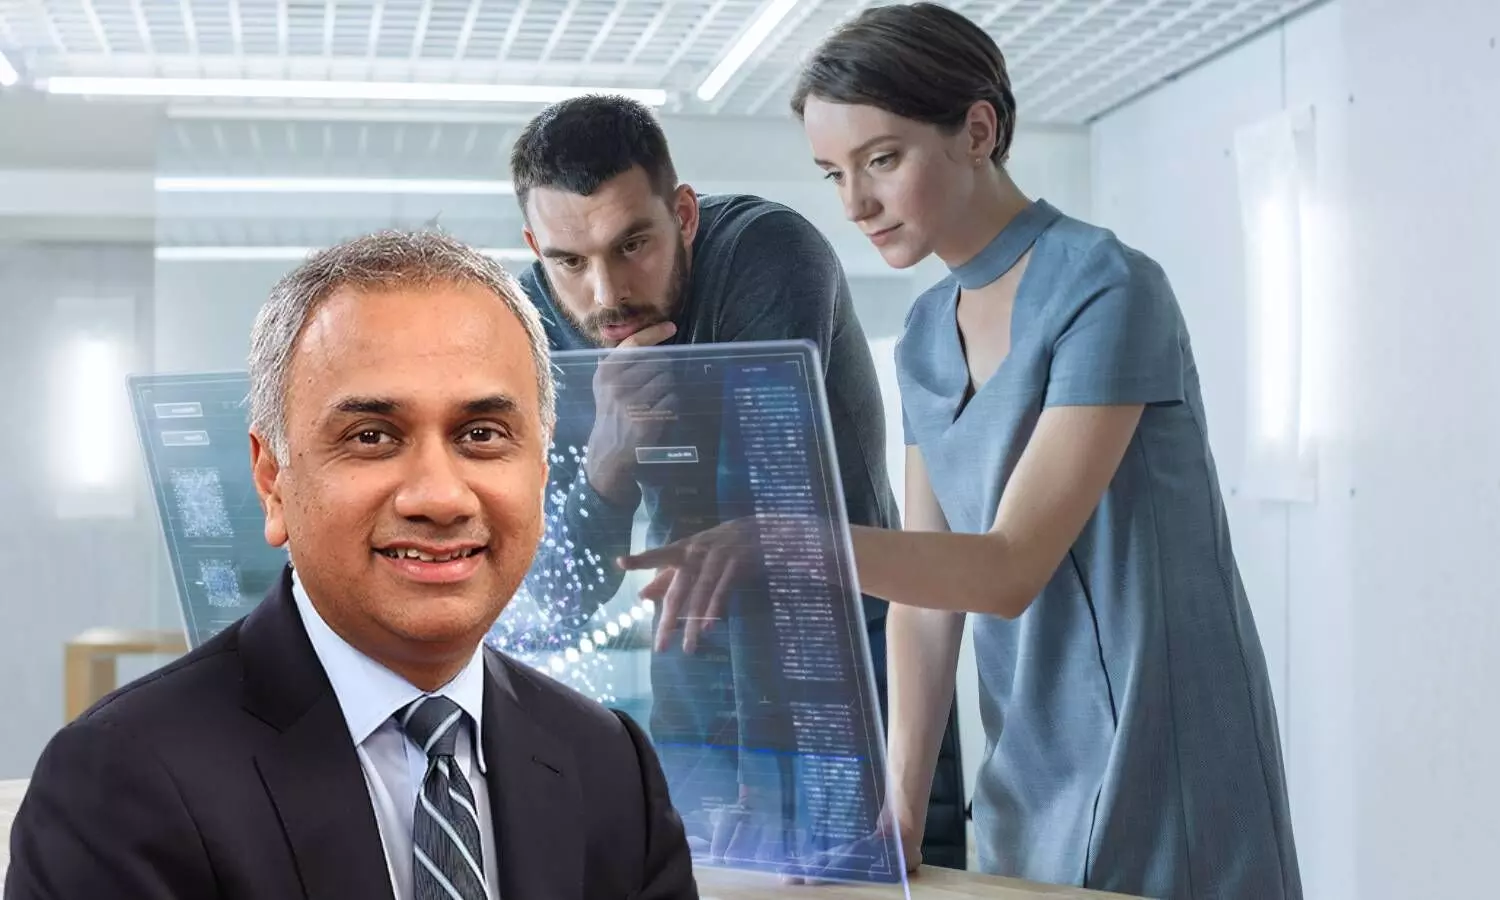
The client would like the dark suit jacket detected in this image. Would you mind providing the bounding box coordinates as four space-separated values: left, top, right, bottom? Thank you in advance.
4 567 699 900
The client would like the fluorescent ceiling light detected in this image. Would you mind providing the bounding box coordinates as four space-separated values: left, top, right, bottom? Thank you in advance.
155 246 535 263
155 176 514 195
45 76 667 106
695 0 799 102
0 50 18 88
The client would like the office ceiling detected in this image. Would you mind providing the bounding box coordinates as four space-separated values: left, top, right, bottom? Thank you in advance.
0 0 1322 125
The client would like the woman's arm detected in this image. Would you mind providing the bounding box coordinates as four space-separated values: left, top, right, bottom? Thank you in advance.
852 402 1144 619
885 447 966 870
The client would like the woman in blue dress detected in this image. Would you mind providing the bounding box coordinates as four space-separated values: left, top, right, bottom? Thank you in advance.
786 4 1304 898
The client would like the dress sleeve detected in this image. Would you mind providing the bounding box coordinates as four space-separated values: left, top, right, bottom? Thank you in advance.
1044 245 1187 408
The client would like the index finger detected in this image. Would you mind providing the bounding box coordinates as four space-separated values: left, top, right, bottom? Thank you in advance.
618 544 678 570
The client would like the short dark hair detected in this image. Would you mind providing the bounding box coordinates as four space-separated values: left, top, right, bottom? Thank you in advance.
509 94 679 212
790 2 1017 165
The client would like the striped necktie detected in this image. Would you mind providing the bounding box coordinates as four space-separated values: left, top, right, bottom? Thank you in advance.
398 695 488 900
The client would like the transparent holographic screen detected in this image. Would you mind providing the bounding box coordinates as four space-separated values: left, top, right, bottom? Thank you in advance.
129 340 905 887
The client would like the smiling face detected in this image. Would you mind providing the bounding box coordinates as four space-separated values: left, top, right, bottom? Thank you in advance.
250 280 548 682
522 165 698 347
802 97 992 269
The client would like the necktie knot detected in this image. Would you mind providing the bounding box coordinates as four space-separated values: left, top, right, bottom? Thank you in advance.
398 695 466 760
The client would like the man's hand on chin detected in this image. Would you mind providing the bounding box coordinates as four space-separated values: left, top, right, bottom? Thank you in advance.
583 320 678 505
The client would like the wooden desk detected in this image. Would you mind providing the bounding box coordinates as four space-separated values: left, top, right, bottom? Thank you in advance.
0 779 1138 898
64 628 188 722
695 866 1141 898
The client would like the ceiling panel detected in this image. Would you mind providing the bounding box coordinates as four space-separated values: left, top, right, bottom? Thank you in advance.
0 0 1324 123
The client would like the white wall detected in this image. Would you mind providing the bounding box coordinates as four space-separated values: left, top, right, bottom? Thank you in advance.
0 244 176 778
1095 0 1500 896
1342 0 1500 897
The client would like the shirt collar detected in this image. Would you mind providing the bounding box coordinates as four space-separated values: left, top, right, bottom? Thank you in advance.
290 567 488 774
949 198 1063 290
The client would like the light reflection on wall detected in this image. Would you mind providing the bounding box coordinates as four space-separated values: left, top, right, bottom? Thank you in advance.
51 295 138 519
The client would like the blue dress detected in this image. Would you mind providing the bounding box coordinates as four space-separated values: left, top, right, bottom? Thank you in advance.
895 200 1302 899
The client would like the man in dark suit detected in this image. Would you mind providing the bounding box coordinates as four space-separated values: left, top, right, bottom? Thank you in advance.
4 230 699 900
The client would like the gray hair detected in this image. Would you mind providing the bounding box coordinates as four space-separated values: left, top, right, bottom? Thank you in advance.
247 230 555 462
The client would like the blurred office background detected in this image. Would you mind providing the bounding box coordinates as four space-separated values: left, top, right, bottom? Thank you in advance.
1 0 1496 896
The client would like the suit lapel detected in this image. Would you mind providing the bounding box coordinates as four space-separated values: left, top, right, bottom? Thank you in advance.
482 651 584 900
241 567 396 900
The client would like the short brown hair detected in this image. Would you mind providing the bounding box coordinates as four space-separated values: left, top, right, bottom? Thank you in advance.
790 2 1017 165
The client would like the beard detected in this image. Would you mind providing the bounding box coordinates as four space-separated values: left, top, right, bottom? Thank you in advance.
558 240 692 347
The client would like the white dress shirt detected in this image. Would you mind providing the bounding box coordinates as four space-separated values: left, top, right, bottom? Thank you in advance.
291 570 501 899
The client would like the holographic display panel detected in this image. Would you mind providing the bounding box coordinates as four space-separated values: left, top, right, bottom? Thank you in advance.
514 341 903 885
129 373 291 646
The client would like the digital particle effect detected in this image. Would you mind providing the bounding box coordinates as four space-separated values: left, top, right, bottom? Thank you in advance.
170 467 234 538
485 439 652 706
198 559 243 609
